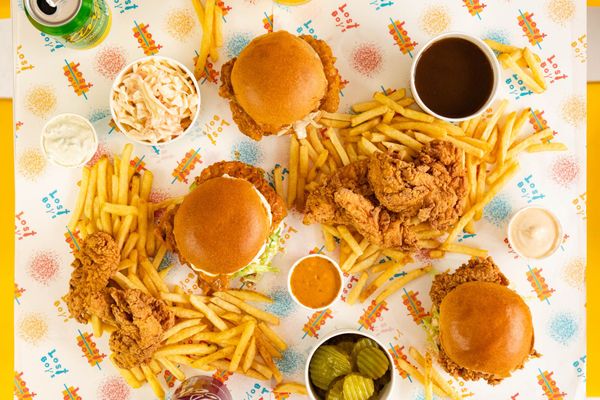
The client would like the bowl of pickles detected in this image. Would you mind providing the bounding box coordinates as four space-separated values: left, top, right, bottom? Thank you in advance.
305 329 395 400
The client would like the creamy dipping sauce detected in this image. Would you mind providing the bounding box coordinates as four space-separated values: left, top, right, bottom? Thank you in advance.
508 207 561 259
290 255 341 309
42 114 97 167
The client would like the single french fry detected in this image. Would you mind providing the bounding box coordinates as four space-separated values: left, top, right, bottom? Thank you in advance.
154 343 217 357
359 137 382 155
349 251 381 274
287 135 299 207
273 382 308 395
375 265 432 304
321 111 354 121
409 347 461 400
348 117 382 136
273 166 285 199
242 336 257 372
341 238 370 272
152 243 167 270
507 128 554 159
213 292 280 325
497 111 516 166
359 260 407 302
307 150 329 182
351 105 388 126
337 225 363 256
479 99 508 141
192 346 236 369
229 321 255 371
258 322 287 351
446 162 519 243
102 203 138 217
156 357 186 381
195 0 214 75
91 314 102 338
320 118 351 128
347 272 368 305
226 289 273 304
499 53 544 93
523 47 547 90
129 365 145 383
526 142 567 152
511 108 530 145
442 243 489 257
116 214 133 252
117 144 133 205
190 294 228 331
141 364 165 399
111 271 139 290
474 164 487 221
169 306 204 319
110 355 142 388
326 128 350 166
376 124 423 152
255 334 283 383
424 352 433 400
213 4 223 46
166 325 206 345
83 164 98 221
297 144 309 209
140 258 170 293
391 122 446 139
484 39 520 53
162 318 203 340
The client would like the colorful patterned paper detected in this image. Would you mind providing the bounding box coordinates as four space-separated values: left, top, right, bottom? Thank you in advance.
13 0 586 399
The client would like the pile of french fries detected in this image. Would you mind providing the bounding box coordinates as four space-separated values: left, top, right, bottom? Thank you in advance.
276 88 567 305
485 39 547 94
192 0 223 79
67 144 305 399
399 347 462 400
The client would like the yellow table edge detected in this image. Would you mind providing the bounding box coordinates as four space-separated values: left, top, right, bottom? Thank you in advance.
1 1 599 398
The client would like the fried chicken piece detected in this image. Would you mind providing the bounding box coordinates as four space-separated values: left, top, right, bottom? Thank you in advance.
103 288 174 369
301 35 341 113
219 36 340 140
334 189 417 249
430 257 534 384
368 141 467 230
65 232 120 323
303 159 371 225
196 160 287 229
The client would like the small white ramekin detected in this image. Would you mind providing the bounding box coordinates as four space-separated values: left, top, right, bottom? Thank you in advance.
507 205 563 260
304 328 396 400
287 254 343 312
109 55 201 146
409 31 501 123
40 113 98 168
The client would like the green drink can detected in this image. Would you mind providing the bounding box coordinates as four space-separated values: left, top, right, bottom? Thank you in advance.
25 0 112 49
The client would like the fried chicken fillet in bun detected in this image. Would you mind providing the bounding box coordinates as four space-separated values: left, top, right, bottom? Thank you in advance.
220 30 341 140
158 161 286 291
429 257 537 384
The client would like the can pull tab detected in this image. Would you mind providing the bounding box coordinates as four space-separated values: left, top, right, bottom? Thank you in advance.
36 0 58 15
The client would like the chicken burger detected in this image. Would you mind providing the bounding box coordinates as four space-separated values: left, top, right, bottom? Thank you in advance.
219 30 341 140
429 257 536 384
158 161 286 291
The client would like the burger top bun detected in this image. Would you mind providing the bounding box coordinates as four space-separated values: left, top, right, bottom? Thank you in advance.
231 30 327 131
439 281 534 378
173 176 270 275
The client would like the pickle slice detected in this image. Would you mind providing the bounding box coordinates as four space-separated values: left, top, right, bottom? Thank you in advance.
342 374 375 400
326 378 345 400
351 338 378 363
356 346 389 379
310 345 352 390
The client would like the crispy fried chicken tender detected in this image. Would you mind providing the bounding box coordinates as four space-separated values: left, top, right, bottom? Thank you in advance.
369 141 467 230
65 232 121 323
303 141 467 249
65 233 174 369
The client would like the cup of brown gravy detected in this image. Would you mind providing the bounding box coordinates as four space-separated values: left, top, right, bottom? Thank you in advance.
410 32 500 122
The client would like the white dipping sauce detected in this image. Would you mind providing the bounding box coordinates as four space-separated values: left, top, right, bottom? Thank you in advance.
42 114 97 167
508 207 561 259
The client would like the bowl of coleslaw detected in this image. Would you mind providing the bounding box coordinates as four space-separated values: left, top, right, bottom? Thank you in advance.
110 55 201 146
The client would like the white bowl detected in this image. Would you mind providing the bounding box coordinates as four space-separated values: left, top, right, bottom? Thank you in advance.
109 55 201 146
507 205 563 260
287 254 343 312
409 31 501 123
40 113 98 168
304 329 396 400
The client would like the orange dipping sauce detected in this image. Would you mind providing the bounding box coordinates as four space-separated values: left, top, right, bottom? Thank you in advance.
290 256 341 309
